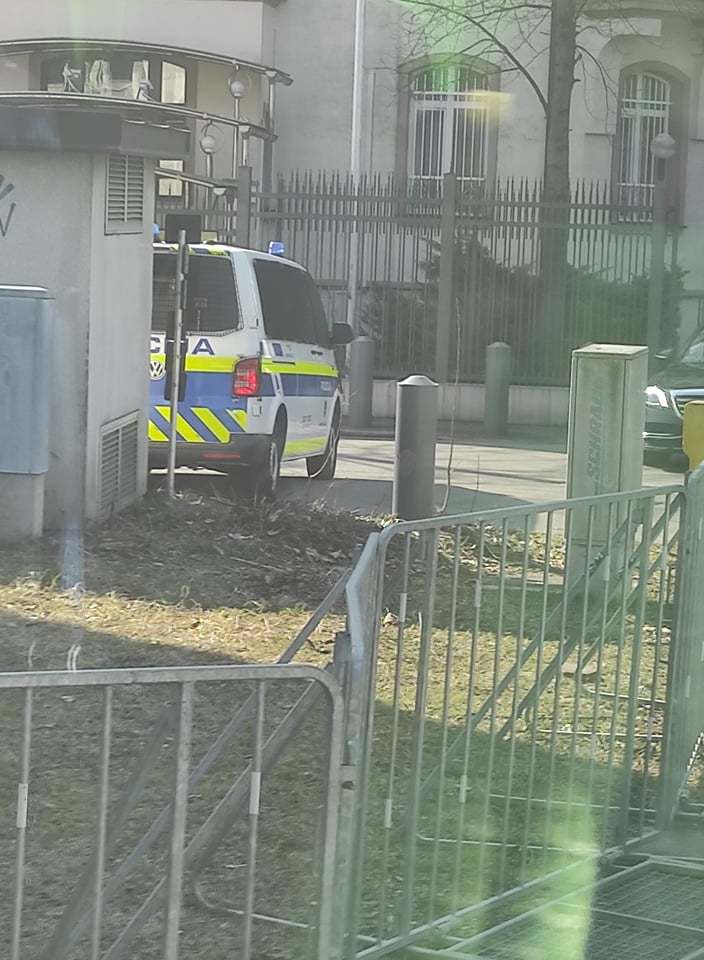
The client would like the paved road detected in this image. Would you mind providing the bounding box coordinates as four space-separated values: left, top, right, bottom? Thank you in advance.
163 425 682 517
278 427 682 516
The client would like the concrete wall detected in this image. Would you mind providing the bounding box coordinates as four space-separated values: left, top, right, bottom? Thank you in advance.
0 151 92 526
0 149 152 528
366 380 569 427
84 157 155 519
273 0 356 172
0 0 268 65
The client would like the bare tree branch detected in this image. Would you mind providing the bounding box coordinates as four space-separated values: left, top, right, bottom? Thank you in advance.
398 0 550 112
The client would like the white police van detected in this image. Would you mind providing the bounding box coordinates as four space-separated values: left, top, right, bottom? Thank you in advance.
149 243 353 496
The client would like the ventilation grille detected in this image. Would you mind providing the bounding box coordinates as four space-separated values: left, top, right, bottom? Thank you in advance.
99 414 139 514
106 155 145 232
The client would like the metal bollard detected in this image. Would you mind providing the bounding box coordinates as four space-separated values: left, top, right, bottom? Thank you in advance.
683 401 704 471
392 375 438 520
348 336 375 429
484 341 511 436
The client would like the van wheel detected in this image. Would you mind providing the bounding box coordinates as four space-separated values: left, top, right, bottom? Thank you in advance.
240 419 285 500
306 413 340 480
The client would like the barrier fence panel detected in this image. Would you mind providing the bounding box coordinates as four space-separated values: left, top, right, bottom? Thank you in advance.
2 664 343 960
7 479 704 960
659 464 704 825
343 484 686 958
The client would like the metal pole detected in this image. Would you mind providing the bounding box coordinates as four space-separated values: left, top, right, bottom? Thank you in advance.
436 173 458 383
366 68 376 174
347 0 367 345
647 162 667 370
350 0 367 179
236 165 253 249
393 375 438 520
348 336 375 429
232 98 241 178
484 342 512 436
166 230 187 500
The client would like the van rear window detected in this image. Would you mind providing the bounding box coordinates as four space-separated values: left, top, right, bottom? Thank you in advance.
152 253 240 333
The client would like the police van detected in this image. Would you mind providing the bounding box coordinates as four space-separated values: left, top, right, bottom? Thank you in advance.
149 243 353 496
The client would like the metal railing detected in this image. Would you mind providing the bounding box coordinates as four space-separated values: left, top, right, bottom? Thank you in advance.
6 476 704 960
252 173 667 386
341 482 690 957
154 172 673 385
5 663 343 960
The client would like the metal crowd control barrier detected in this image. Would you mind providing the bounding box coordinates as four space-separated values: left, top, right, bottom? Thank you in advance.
341 480 702 958
5 664 343 960
5 475 704 960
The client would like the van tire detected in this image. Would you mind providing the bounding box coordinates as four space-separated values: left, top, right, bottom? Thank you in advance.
306 410 340 481
240 415 286 500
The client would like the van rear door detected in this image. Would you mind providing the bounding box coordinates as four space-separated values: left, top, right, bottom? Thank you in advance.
150 250 243 446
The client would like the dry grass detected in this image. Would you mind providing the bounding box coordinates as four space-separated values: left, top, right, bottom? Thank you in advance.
0 488 381 673
0 489 382 959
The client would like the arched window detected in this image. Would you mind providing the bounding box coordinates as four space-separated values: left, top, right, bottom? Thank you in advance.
616 71 672 208
409 64 491 187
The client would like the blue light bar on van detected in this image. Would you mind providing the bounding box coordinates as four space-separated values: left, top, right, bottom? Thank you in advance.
268 241 286 257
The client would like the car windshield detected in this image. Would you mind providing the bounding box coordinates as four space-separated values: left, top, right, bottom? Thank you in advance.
677 329 704 366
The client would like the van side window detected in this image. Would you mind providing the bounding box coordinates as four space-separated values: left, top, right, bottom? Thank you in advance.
152 253 240 333
302 271 331 346
254 260 317 343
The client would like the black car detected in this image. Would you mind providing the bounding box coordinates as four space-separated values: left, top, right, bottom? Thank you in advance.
644 327 704 462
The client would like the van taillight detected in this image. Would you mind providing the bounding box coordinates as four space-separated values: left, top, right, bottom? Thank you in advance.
233 357 261 397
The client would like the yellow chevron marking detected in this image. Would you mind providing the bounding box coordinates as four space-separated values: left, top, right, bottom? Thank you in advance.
226 410 248 431
191 407 231 443
155 406 204 443
148 421 169 442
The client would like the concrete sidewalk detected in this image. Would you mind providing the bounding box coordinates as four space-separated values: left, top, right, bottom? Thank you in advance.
342 418 568 451
280 422 681 518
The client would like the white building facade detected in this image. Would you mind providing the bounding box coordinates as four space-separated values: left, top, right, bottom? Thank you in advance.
1 0 702 328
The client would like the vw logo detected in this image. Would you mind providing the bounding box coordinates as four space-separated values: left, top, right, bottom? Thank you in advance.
150 359 166 381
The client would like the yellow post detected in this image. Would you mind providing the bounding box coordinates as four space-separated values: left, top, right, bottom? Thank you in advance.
682 401 704 471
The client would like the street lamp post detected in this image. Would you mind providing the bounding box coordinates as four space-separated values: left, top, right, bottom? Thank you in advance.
647 132 676 369
228 74 246 178
199 123 217 181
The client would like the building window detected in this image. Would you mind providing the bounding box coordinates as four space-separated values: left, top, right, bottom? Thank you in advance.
409 65 490 187
106 155 145 234
616 71 672 208
161 62 186 105
157 160 185 198
43 55 150 99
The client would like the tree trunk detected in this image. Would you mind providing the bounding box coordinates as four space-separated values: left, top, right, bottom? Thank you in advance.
540 0 577 377
543 0 576 205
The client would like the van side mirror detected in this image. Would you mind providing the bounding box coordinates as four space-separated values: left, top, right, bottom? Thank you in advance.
332 322 355 345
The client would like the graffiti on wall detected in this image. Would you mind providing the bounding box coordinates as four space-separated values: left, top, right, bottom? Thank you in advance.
0 175 16 238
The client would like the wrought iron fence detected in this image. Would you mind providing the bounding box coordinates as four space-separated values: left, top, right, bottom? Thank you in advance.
254 173 671 386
